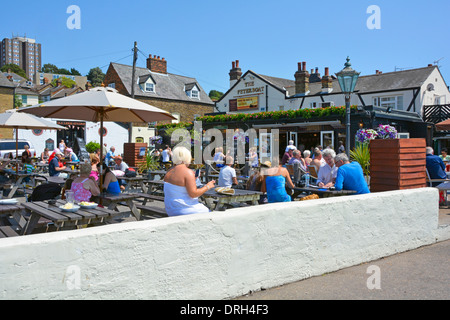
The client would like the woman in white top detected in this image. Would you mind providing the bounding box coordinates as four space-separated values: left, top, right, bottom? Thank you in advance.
164 146 216 216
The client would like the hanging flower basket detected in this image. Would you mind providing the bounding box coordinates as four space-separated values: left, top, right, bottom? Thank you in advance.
150 135 163 145
355 128 378 144
376 124 398 139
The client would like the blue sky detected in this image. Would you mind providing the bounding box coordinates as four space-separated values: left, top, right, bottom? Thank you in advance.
2 0 450 94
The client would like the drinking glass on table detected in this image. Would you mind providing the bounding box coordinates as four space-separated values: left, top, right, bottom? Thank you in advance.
65 191 74 204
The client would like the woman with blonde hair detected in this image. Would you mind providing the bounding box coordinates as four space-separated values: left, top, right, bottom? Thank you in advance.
164 146 215 216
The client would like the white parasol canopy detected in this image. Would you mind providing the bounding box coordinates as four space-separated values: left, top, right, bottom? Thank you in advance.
0 109 67 173
18 86 176 192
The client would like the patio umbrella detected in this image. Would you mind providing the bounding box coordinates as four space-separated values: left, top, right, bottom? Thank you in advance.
0 109 67 173
18 86 176 191
436 119 450 131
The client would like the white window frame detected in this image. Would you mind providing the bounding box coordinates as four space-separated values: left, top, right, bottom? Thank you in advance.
373 95 404 110
320 131 334 149
145 82 155 93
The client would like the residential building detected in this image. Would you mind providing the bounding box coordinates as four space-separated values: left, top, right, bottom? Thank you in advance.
104 54 214 126
33 72 88 88
0 73 14 138
207 60 446 156
217 60 450 118
0 36 41 80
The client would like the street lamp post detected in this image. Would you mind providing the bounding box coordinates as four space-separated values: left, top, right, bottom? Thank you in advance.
335 57 360 157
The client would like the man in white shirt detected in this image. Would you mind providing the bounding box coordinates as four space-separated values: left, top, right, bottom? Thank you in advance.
161 145 172 163
218 156 238 188
317 148 337 188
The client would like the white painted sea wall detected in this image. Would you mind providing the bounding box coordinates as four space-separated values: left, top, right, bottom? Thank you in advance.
0 188 443 300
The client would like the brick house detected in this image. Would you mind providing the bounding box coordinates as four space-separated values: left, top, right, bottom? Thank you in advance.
104 54 214 125
0 73 15 138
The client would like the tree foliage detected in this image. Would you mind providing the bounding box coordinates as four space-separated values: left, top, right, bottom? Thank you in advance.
0 64 27 79
87 67 105 87
41 63 81 76
208 90 224 101
51 76 77 88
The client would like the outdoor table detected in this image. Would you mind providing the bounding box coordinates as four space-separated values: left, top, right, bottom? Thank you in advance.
200 189 263 211
147 170 167 180
292 186 357 199
98 193 141 220
35 176 67 186
207 174 249 186
21 199 120 235
2 172 40 199
143 179 165 195
61 168 80 176
0 202 25 226
34 163 48 173
120 176 148 193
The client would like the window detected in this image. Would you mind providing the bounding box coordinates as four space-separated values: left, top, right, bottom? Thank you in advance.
320 102 334 108
108 83 115 89
373 95 404 110
191 89 199 99
145 82 154 92
21 95 27 104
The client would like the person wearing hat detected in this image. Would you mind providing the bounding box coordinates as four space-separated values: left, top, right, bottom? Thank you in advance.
48 150 68 178
64 147 79 162
246 160 271 204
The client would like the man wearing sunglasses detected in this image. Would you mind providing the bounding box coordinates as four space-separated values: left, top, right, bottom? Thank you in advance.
334 153 370 195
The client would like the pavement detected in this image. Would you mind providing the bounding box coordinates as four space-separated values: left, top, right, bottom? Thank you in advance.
236 210 450 300
10 189 450 300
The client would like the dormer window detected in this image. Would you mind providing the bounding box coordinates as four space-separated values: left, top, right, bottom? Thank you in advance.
185 83 200 100
145 82 154 92
138 74 156 93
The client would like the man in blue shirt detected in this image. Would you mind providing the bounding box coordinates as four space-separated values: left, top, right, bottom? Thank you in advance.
334 153 370 195
48 151 68 178
426 147 447 186
105 146 116 166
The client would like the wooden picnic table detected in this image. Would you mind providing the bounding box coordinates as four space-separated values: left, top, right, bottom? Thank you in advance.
147 170 167 180
144 179 164 195
119 176 148 193
0 171 40 199
21 199 120 235
98 193 141 221
200 189 263 211
292 186 357 199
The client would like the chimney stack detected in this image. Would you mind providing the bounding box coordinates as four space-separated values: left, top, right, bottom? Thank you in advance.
295 61 310 95
309 67 322 83
146 54 167 74
321 67 333 93
229 60 242 87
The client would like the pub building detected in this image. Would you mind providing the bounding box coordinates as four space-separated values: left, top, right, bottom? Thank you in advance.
203 60 447 156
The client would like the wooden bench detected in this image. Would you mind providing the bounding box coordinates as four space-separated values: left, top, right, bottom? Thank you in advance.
134 193 165 205
135 204 168 219
0 226 19 238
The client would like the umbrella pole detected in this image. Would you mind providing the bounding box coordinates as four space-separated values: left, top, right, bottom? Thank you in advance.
15 127 19 175
100 115 104 198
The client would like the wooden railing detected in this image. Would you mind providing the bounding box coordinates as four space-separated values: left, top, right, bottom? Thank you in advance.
423 104 450 124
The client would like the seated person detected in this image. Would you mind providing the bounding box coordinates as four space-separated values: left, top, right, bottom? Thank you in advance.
213 147 225 168
261 158 295 203
281 148 294 165
48 150 68 178
65 148 79 162
246 161 271 204
40 148 50 163
218 156 238 188
163 146 215 216
317 149 337 188
102 166 121 195
248 146 259 168
310 148 325 174
334 153 370 195
426 146 447 187
70 163 100 202
113 155 129 190
105 146 116 166
288 149 307 171
21 144 32 164
89 154 100 181
439 148 450 162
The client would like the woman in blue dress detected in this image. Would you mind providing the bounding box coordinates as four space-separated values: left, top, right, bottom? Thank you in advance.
261 159 295 203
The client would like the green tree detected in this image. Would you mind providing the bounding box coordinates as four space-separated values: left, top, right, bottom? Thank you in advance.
14 94 23 108
51 76 77 88
0 64 27 79
70 68 81 76
87 67 105 87
85 141 101 153
57 68 72 75
41 63 59 74
208 90 224 101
